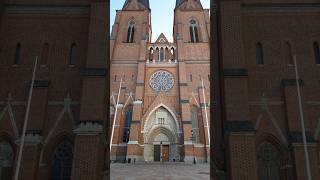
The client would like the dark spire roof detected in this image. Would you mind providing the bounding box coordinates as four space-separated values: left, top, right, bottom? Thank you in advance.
123 0 150 9
176 0 202 8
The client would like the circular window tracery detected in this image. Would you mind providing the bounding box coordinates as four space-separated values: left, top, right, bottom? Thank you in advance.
149 71 174 92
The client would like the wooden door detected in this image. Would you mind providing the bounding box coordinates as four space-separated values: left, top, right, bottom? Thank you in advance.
154 145 161 161
162 145 169 162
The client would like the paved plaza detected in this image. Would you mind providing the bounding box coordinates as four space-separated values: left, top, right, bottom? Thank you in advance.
110 162 210 180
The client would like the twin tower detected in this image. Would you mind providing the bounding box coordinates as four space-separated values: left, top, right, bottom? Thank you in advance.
109 0 211 163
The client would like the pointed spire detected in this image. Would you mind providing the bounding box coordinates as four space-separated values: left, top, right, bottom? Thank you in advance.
123 0 150 9
175 0 203 9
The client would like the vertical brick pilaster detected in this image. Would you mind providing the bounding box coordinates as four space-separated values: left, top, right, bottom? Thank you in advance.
74 1 108 178
228 132 258 180
14 133 42 180
197 86 210 162
282 79 306 132
71 122 105 180
292 144 319 180
28 80 49 131
127 62 145 161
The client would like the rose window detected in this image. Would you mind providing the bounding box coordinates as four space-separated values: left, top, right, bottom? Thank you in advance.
149 71 174 92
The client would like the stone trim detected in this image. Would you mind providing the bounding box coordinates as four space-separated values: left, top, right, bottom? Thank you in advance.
225 120 255 133
180 99 189 104
82 68 107 77
200 103 209 108
223 68 248 77
282 79 303 87
136 83 144 86
73 121 103 135
127 141 139 144
133 100 143 104
288 131 316 143
33 80 50 87
179 83 188 86
15 132 42 145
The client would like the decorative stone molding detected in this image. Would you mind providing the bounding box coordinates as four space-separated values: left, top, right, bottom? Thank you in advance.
127 141 139 145
200 103 209 108
117 103 124 108
73 121 103 135
133 100 143 104
15 131 42 145
180 99 189 104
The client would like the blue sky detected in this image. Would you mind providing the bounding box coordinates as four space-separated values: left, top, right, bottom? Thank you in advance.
110 0 210 42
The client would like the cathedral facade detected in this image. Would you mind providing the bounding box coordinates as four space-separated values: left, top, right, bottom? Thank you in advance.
110 0 210 163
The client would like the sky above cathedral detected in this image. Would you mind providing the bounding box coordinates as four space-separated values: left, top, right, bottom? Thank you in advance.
110 0 210 42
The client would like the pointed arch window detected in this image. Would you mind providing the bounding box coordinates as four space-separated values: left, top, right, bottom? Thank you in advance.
50 140 73 180
149 48 154 60
69 43 77 65
110 106 115 120
256 42 264 65
191 106 200 143
257 142 280 180
0 141 14 180
284 42 293 65
14 43 21 65
41 43 49 66
160 48 164 61
190 20 199 43
314 42 320 64
127 21 135 43
123 106 133 143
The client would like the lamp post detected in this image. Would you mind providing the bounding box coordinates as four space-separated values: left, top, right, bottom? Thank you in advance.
191 130 196 164
160 141 163 163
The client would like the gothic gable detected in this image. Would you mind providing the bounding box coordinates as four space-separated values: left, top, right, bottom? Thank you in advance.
155 33 170 44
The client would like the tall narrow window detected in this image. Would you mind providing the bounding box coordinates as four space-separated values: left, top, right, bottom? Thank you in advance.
41 43 49 66
50 140 73 180
190 20 199 43
127 21 135 43
123 107 133 143
256 42 264 65
69 43 77 65
284 42 293 65
257 142 280 180
14 43 21 65
190 74 193 81
171 47 175 60
191 106 199 143
110 106 115 120
149 48 153 60
0 141 14 180
314 42 320 64
160 48 164 61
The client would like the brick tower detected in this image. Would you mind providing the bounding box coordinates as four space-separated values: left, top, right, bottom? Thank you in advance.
110 0 210 163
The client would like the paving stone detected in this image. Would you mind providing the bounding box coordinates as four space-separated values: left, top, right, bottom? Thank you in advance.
110 162 210 180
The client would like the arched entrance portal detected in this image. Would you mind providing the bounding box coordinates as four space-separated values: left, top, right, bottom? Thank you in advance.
143 106 180 162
